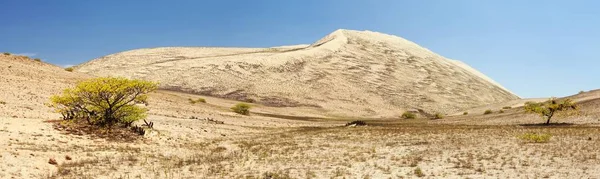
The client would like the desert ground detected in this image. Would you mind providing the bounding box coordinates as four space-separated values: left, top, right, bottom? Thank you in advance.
2 88 600 178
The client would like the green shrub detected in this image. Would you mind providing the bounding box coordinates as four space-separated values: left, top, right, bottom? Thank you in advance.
401 112 416 119
484 109 493 115
33 58 42 62
414 167 425 177
2 52 10 55
188 98 206 104
518 133 552 143
50 77 158 127
502 106 512 109
463 112 468 115
231 103 251 115
64 67 74 72
433 113 444 119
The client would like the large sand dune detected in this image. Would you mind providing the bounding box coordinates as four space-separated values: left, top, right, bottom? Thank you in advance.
77 29 519 117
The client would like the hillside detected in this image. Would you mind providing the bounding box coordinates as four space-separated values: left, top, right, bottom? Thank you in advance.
76 29 519 117
0 54 87 119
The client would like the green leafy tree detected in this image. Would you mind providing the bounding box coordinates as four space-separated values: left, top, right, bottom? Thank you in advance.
524 98 578 125
50 77 158 127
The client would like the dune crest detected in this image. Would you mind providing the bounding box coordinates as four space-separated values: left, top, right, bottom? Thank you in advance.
76 29 519 117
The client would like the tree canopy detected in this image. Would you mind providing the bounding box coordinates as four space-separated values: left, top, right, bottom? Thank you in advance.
50 77 158 127
524 98 578 124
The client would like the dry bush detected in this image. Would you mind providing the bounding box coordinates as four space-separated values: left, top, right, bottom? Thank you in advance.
463 112 468 115
231 103 251 115
484 109 493 115
518 133 552 143
2 52 10 55
64 67 74 72
401 111 416 119
188 98 206 104
433 113 444 119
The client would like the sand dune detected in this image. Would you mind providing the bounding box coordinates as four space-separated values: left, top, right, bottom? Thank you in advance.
76 29 519 117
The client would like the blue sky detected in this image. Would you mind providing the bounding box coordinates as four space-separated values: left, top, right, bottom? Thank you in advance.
1 0 598 98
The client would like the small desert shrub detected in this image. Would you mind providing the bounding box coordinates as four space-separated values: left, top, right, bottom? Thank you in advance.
502 106 512 109
518 133 552 143
484 109 493 115
433 113 444 119
414 167 425 177
231 103 251 115
188 98 206 104
64 67 74 72
345 120 367 126
499 110 505 113
579 91 585 94
33 58 42 62
244 98 255 103
0 101 6 105
2 52 10 55
401 112 416 119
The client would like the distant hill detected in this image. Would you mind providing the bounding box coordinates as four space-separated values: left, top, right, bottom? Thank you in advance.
76 29 519 117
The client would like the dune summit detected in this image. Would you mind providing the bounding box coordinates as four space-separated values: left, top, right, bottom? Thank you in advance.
76 29 518 117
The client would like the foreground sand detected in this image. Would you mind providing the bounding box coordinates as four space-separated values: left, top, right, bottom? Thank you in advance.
2 90 600 179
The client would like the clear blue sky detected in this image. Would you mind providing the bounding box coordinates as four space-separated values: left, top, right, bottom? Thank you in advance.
1 0 598 98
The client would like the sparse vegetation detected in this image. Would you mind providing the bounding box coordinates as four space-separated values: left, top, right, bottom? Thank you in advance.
433 113 444 119
188 98 206 104
64 67 74 72
502 106 512 109
231 103 251 115
345 120 367 126
2 52 9 55
463 112 468 115
50 77 158 128
484 109 493 115
0 101 5 105
524 98 578 125
499 109 505 113
401 111 416 119
414 167 425 177
33 58 41 62
518 133 552 143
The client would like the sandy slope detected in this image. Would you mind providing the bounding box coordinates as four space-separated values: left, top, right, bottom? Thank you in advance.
76 29 519 117
0 54 88 119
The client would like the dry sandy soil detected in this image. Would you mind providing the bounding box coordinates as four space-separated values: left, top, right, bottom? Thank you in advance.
2 45 600 178
75 29 518 117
